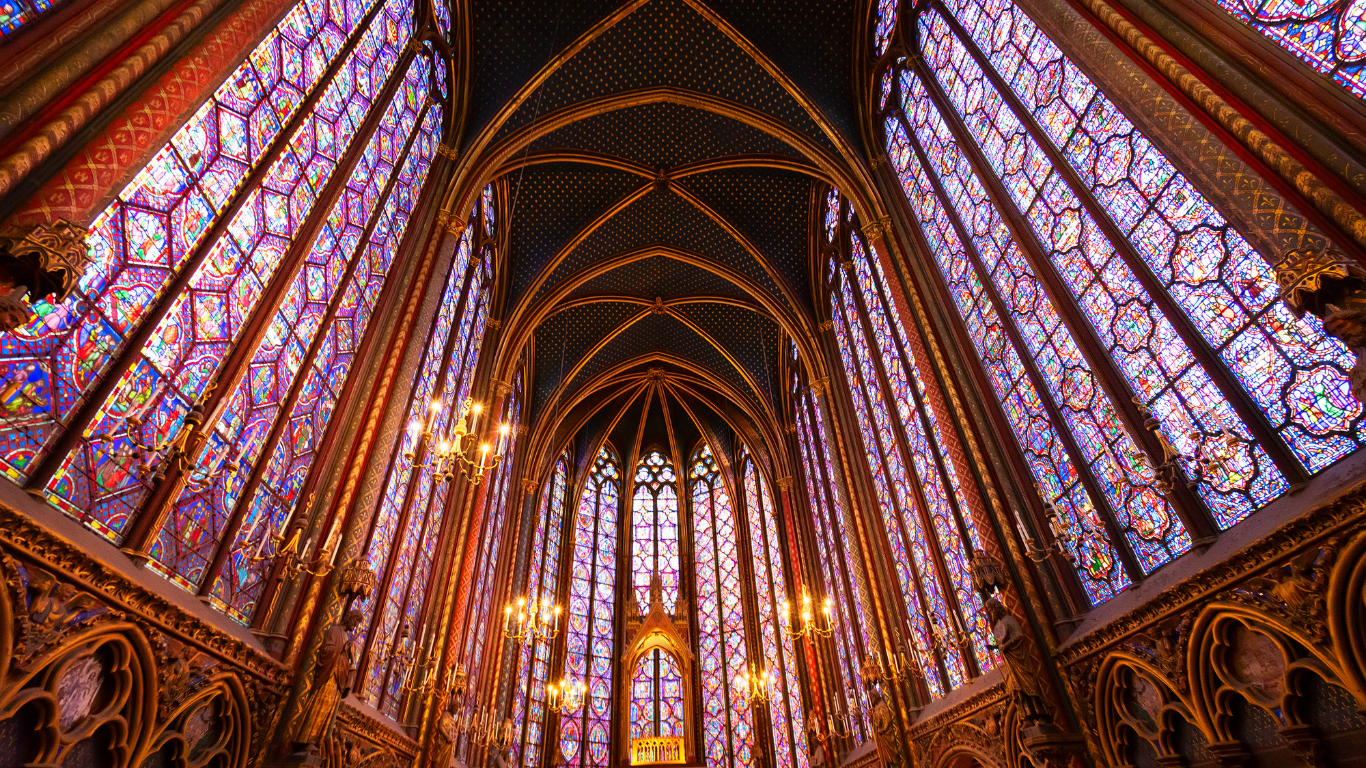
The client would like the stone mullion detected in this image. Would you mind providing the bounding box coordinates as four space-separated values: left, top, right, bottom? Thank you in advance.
120 44 422 560
892 94 1147 584
538 461 579 768
353 254 480 686
19 0 398 492
513 476 557 767
935 3 1308 489
842 251 982 679
725 458 775 768
832 269 955 691
758 471 800 768
198 95 436 600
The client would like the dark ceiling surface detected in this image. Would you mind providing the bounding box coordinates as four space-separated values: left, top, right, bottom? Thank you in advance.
467 0 866 453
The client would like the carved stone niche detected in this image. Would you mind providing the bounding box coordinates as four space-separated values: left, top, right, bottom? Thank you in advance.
616 573 695 766
0 219 93 333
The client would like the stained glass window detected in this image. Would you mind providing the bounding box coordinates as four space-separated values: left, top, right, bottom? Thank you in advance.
11 0 415 529
871 0 1364 605
0 0 463 625
631 448 679 612
457 370 521 762
559 446 619 768
691 444 754 768
510 454 570 768
359 240 492 717
170 61 445 615
823 192 993 697
739 453 808 768
1207 0 1365 97
630 649 685 740
790 362 871 740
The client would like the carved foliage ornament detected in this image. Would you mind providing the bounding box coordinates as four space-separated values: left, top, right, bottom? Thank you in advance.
0 219 93 332
1274 246 1366 317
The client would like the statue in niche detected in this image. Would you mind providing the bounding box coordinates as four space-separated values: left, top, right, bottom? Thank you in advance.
867 682 904 768
293 609 364 751
985 597 1049 724
430 689 459 768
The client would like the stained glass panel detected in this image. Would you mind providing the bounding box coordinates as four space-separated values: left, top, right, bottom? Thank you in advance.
937 0 1361 490
151 57 441 610
561 447 618 768
0 0 409 523
741 457 807 768
691 445 754 768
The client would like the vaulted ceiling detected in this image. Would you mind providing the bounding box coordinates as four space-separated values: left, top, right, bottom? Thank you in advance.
451 0 878 478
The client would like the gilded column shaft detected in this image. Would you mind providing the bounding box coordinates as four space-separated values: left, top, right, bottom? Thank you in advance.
0 0 188 138
0 0 237 198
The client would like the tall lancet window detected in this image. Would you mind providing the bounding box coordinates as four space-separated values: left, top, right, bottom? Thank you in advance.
691 444 754 768
789 353 871 740
824 190 992 698
357 195 494 715
0 0 450 622
739 451 808 768
874 0 1362 605
511 453 570 768
628 447 683 741
632 448 680 611
457 368 522 761
560 446 620 768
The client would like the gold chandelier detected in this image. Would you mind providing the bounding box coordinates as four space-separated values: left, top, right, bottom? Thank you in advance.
407 397 511 485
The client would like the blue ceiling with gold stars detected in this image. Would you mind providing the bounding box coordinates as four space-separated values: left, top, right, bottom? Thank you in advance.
460 0 869 452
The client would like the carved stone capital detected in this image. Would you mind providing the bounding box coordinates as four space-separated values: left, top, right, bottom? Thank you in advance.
521 478 539 495
810 376 829 395
776 476 793 491
816 320 834 334
861 217 893 242
493 379 514 397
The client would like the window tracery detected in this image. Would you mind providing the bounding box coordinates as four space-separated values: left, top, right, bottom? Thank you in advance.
631 448 679 613
560 446 620 768
691 443 754 768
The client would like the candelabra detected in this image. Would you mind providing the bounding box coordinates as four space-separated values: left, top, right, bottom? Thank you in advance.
245 519 331 582
1120 400 1243 495
825 690 861 739
1013 496 1107 566
780 587 834 639
503 595 561 647
546 675 585 715
100 401 243 491
737 664 775 706
408 398 511 486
